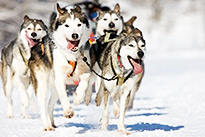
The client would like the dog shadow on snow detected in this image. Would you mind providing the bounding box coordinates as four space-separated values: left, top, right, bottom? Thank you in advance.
55 97 184 133
62 122 184 134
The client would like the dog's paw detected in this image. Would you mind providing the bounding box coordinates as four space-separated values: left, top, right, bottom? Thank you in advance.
7 115 13 118
43 126 55 131
64 109 74 119
85 96 91 106
21 113 31 119
95 97 102 106
100 118 108 131
73 92 83 105
118 129 131 135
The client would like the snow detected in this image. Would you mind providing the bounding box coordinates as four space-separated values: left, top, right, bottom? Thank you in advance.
0 0 205 137
1 49 205 137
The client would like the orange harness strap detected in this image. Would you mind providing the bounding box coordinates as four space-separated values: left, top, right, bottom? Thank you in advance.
41 43 44 55
67 61 76 77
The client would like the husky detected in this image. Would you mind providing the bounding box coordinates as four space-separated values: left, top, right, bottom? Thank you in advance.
123 16 145 109
78 3 124 106
96 3 123 36
0 15 47 118
28 4 90 131
94 33 145 134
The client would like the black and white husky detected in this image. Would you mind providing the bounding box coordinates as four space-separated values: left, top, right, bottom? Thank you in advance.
95 33 145 134
0 15 47 118
28 4 90 131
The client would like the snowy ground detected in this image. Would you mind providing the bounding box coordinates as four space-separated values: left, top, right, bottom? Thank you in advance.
0 0 205 137
0 49 205 137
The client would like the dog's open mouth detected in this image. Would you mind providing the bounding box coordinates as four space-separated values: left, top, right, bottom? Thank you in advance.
66 38 80 52
27 38 40 48
128 56 143 75
103 29 118 35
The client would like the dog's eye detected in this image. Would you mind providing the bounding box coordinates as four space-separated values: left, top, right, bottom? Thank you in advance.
65 24 69 27
103 18 107 21
37 28 42 31
77 24 82 27
114 18 118 21
28 28 32 30
129 44 134 47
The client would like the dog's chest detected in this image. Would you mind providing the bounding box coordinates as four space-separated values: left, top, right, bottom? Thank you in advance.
65 58 88 85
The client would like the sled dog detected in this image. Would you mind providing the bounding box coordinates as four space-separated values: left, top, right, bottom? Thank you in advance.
123 16 145 109
95 33 145 134
80 3 124 105
0 15 47 118
28 4 90 131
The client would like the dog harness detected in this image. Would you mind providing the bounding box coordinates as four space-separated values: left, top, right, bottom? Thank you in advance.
111 56 133 86
67 61 77 77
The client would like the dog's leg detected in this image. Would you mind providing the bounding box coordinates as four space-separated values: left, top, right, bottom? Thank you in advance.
84 73 95 106
113 92 120 118
95 80 104 106
100 89 110 130
117 88 131 135
13 74 29 118
27 84 36 113
48 84 59 128
36 73 54 131
4 70 14 118
73 73 90 105
54 75 74 119
128 64 144 109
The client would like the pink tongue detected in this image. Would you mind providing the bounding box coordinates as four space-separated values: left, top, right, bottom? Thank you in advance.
29 39 36 48
67 41 75 50
130 59 143 74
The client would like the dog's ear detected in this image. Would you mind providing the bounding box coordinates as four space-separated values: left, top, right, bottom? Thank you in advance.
126 16 137 25
97 9 103 16
24 15 30 22
56 3 64 15
114 3 120 13
75 6 82 13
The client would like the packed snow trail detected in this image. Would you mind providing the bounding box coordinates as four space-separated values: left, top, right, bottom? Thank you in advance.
0 50 205 137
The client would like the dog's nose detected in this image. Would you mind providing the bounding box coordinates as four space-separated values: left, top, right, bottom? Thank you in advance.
109 22 115 28
137 50 144 58
72 33 79 40
31 32 37 37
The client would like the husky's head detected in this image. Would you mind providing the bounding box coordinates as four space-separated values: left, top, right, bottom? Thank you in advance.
115 35 145 75
20 15 47 48
96 3 123 36
52 3 90 53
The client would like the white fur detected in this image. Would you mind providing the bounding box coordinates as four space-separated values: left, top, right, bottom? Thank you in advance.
34 10 90 130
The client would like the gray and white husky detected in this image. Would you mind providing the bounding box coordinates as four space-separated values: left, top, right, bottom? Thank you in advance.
28 4 90 131
123 16 145 109
95 33 145 134
0 15 47 118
